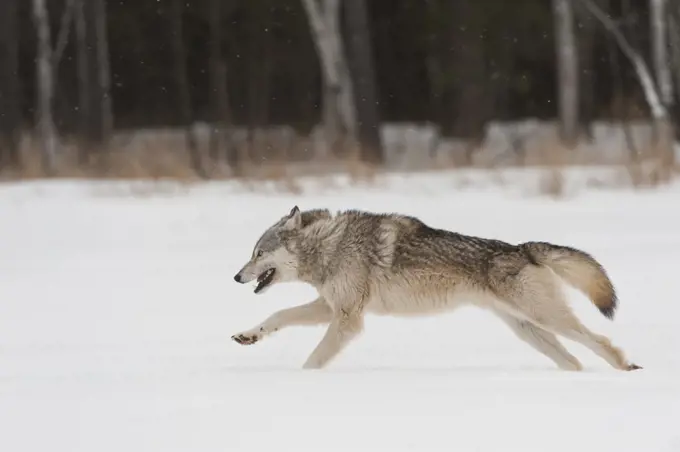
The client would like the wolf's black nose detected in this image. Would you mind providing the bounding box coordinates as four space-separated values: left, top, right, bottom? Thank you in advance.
234 273 242 283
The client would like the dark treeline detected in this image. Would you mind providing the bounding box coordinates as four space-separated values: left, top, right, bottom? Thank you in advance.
10 0 657 130
0 0 677 175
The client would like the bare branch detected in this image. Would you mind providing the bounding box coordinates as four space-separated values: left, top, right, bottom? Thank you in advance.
574 0 667 119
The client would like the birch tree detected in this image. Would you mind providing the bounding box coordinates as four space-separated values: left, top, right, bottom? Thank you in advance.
651 0 673 107
301 0 357 158
32 0 57 173
649 0 675 171
575 0 673 168
576 0 666 120
553 0 579 147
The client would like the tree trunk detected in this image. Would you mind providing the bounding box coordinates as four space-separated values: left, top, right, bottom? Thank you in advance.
326 0 356 150
0 0 21 169
246 5 272 165
78 0 112 162
651 0 673 107
94 0 113 143
576 0 666 120
32 0 58 174
575 0 599 139
606 11 639 160
301 0 357 158
451 0 489 148
669 11 680 131
170 0 205 178
343 0 383 164
650 0 675 167
208 0 237 170
52 0 78 136
554 0 580 147
671 12 680 92
53 0 76 68
74 0 89 162
576 0 673 171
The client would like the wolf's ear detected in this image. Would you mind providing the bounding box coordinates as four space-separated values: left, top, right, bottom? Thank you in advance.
283 205 302 230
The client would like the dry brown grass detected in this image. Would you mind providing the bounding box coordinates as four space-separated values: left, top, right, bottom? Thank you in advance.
3 137 201 182
514 134 678 197
2 132 676 198
7 143 371 198
528 140 570 198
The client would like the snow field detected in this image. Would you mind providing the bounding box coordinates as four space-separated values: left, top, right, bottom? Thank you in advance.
1 173 679 452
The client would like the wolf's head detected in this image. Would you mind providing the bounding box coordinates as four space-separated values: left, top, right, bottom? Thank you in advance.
233 206 330 294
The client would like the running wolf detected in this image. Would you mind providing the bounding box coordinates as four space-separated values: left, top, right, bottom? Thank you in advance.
232 206 641 371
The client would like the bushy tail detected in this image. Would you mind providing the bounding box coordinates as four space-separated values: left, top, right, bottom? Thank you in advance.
522 241 618 319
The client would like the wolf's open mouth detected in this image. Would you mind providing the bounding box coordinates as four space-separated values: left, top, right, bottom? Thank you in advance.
254 268 276 294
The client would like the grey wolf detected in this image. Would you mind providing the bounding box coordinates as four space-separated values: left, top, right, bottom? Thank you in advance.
232 206 641 371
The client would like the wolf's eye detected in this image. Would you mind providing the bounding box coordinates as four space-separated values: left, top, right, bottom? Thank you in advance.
256 250 263 258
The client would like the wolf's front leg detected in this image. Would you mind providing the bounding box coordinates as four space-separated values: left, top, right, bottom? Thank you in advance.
302 309 364 369
232 297 332 345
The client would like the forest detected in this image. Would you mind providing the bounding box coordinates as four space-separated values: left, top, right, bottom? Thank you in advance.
0 0 678 178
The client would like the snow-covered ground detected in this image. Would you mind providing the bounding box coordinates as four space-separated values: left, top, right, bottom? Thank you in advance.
1 171 679 452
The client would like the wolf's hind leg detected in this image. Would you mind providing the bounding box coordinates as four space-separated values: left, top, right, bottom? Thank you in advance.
497 265 640 371
539 317 640 371
232 297 332 345
496 311 582 371
535 314 639 371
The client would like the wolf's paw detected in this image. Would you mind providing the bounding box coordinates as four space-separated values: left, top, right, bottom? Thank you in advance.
231 331 262 346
